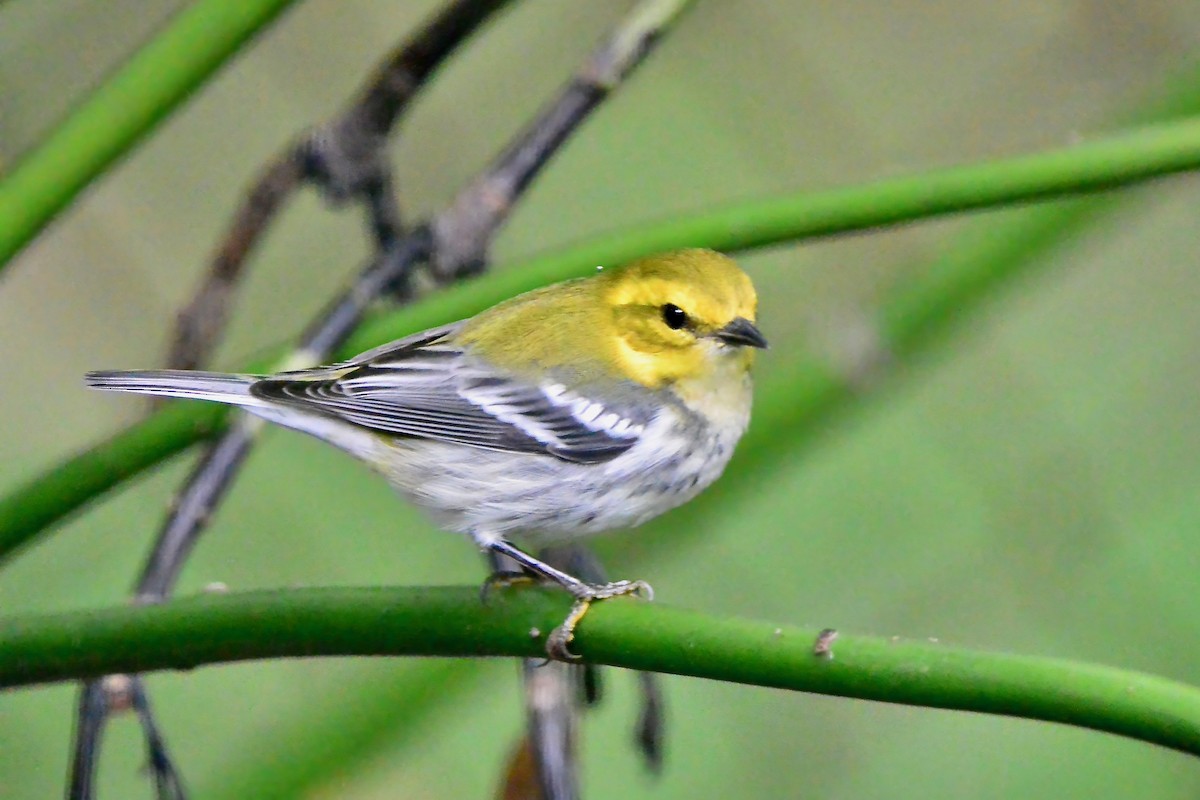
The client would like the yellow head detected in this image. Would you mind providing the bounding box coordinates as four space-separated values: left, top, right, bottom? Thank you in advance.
460 248 765 392
598 249 764 387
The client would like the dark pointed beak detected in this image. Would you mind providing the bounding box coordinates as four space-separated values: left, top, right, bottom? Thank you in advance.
714 317 768 349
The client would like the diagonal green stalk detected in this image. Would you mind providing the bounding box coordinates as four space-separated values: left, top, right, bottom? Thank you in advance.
0 0 299 269
5 113 1200 562
2 585 1199 758
503 115 1200 275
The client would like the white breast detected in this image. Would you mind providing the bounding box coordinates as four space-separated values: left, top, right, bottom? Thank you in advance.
374 396 749 544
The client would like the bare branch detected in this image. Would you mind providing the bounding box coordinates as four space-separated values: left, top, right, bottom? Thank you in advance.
432 0 695 278
166 0 512 371
166 157 303 371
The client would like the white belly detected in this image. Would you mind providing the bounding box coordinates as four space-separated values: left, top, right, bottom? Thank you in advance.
376 407 745 543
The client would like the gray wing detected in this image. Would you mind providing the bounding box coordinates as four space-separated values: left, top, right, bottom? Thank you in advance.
251 325 650 464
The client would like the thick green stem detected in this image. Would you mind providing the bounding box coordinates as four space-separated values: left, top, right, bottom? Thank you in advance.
0 0 299 268
2 585 1198 757
5 115 1200 561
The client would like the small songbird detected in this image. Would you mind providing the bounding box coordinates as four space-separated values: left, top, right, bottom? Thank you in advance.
87 248 766 657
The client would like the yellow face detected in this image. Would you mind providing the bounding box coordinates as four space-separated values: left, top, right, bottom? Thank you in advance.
459 248 765 392
602 249 765 388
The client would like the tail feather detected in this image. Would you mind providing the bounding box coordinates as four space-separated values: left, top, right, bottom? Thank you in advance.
84 370 263 406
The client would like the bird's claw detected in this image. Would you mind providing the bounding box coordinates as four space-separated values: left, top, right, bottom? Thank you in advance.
547 579 654 661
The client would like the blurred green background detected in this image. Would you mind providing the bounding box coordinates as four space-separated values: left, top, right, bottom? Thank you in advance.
3 1 1200 797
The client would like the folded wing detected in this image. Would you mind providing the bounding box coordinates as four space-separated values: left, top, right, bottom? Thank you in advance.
251 325 649 464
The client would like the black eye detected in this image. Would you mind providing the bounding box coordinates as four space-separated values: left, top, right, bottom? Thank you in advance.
661 303 689 330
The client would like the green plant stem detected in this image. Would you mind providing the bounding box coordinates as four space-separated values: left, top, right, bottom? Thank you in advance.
504 115 1200 275
5 114 1200 563
0 0 298 269
3 404 226 549
2 585 1199 757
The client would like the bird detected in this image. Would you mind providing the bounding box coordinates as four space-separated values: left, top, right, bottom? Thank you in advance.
86 248 767 658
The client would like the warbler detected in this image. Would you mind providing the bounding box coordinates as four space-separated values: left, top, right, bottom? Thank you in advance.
86 248 766 657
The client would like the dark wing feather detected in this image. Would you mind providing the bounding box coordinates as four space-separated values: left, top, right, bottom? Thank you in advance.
251 326 648 464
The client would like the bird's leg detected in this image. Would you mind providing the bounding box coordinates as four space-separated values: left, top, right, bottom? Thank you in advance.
475 534 652 660
542 543 665 770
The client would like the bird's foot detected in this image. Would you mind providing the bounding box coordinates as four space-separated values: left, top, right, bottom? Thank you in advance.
546 579 653 661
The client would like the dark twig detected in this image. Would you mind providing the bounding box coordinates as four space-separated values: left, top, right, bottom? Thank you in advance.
69 230 435 799
166 0 512 371
431 0 693 278
136 418 263 600
165 157 303 371
70 1 694 796
68 676 186 800
67 681 109 800
130 678 187 800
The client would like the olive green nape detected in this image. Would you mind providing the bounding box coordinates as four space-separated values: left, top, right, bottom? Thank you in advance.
455 274 611 377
